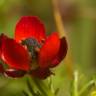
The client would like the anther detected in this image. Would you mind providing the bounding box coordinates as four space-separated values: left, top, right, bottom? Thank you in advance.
22 38 41 59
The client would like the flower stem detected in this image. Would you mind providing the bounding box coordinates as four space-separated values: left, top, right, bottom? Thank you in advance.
27 76 55 96
71 71 79 96
74 71 78 96
32 78 55 96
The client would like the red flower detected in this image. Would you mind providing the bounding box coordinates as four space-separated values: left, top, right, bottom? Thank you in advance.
0 16 67 79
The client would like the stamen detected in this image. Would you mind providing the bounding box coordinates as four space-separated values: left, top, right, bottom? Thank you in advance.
22 38 41 48
35 47 40 52
22 38 41 59
41 39 45 43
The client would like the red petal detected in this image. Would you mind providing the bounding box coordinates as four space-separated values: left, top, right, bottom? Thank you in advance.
0 35 2 57
0 34 7 58
2 38 30 71
30 68 52 79
0 63 4 73
15 16 46 43
51 37 68 67
39 32 60 68
4 69 26 78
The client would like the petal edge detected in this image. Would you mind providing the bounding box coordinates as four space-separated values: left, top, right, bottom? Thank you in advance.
51 37 68 67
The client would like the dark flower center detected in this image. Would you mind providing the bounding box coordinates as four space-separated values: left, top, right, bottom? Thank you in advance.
22 38 41 59
22 38 46 70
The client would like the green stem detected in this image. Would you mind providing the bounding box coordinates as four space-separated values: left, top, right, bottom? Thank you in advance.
79 80 95 96
27 76 55 96
72 71 79 96
74 71 78 96
32 78 55 96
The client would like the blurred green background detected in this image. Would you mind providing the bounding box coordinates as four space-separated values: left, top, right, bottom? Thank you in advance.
0 0 96 96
